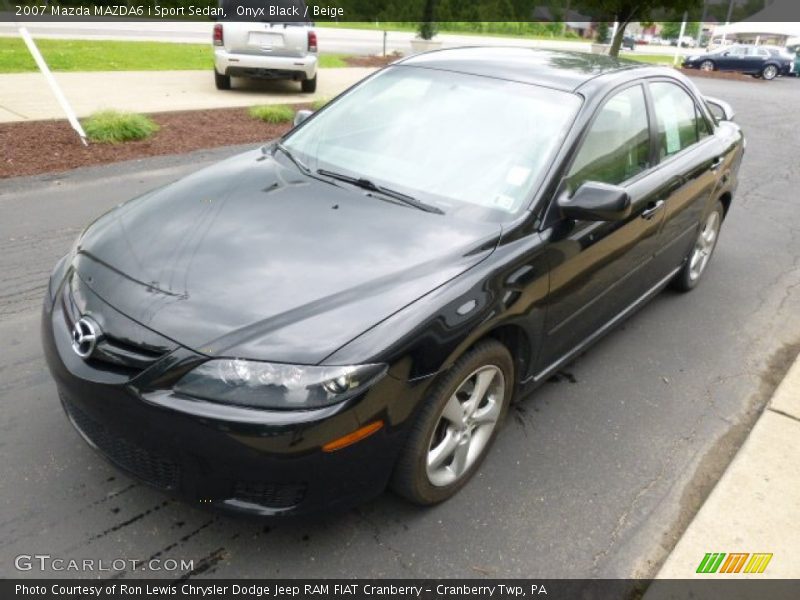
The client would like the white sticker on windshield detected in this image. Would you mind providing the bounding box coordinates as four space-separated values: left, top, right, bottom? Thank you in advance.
505 166 531 187
660 104 681 155
494 194 515 210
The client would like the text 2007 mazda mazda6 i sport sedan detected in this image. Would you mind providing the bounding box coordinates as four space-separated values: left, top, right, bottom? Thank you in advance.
43 48 744 516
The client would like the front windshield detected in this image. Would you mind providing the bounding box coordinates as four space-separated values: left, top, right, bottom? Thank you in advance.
282 65 581 219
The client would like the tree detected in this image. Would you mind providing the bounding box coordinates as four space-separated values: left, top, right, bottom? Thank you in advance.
575 0 702 57
660 20 700 41
595 21 610 43
417 0 438 40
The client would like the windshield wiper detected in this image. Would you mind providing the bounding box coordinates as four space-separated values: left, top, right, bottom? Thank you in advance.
317 169 444 215
274 143 310 174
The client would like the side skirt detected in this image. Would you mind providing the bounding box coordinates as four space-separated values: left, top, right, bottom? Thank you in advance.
521 265 682 390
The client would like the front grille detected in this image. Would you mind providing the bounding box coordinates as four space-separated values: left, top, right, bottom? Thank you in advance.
88 335 167 376
63 396 180 490
60 280 168 378
232 481 307 509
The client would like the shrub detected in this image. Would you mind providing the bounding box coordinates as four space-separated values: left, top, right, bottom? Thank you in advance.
83 110 159 143
417 0 438 40
311 97 329 111
248 104 295 124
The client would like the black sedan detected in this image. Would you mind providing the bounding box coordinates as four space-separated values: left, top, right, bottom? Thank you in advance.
683 44 793 79
43 48 744 516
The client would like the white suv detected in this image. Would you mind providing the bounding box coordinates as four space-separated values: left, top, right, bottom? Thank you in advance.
213 1 318 92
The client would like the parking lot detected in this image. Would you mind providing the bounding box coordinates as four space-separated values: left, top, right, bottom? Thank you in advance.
1 75 799 579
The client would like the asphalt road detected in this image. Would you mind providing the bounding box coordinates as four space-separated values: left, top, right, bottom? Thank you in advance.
0 21 693 57
1 75 800 580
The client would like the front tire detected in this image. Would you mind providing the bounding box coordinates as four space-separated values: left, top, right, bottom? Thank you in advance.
672 201 724 292
301 74 317 93
214 70 231 90
391 340 513 505
700 60 715 71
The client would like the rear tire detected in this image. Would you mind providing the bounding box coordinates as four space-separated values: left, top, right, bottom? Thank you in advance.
672 200 724 292
214 70 231 90
761 64 778 80
301 74 317 93
391 340 513 505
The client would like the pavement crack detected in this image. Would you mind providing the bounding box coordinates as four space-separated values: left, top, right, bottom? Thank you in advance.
767 407 800 424
354 508 412 571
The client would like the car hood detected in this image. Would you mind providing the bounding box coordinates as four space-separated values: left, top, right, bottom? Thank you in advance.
75 148 501 364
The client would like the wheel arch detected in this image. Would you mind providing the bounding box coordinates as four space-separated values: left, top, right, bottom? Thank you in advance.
484 324 532 387
718 190 733 218
434 322 535 398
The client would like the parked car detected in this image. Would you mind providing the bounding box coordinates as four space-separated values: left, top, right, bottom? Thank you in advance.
44 48 743 516
212 0 318 92
683 44 793 80
670 36 697 48
783 43 799 76
622 35 636 51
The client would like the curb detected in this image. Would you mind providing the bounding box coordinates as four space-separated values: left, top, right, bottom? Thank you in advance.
649 351 800 582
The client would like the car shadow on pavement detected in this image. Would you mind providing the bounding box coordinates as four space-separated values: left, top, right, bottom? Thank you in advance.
224 77 310 95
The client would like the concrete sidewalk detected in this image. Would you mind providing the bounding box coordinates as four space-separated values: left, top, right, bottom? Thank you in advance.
650 352 800 582
0 67 375 122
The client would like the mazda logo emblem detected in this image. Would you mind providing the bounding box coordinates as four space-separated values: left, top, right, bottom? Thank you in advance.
71 317 99 359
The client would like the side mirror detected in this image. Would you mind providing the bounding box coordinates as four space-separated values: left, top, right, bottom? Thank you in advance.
293 109 313 127
704 96 735 122
558 182 631 222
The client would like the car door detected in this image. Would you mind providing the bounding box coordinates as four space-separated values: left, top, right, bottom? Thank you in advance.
646 80 722 271
717 45 748 71
535 83 667 372
741 46 768 74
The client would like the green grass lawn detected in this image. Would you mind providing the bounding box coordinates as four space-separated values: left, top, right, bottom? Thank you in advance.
621 53 678 66
317 21 581 42
0 38 347 72
0 35 671 74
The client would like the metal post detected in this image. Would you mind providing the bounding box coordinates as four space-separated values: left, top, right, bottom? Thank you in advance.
674 13 688 66
383 30 387 57
18 27 87 146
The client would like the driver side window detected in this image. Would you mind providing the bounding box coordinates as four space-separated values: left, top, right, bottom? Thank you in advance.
566 85 651 194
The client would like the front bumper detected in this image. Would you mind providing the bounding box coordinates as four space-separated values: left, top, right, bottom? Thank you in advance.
42 278 422 517
214 48 317 80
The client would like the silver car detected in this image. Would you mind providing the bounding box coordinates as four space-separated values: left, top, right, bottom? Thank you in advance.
213 0 318 92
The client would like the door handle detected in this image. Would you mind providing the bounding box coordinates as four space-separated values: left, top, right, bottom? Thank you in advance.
710 156 724 171
641 199 665 220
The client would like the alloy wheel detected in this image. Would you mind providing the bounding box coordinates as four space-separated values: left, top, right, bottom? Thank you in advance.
426 365 505 487
762 65 778 80
700 60 714 71
688 211 721 282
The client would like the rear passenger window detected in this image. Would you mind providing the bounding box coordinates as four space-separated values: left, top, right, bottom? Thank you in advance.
650 82 707 159
567 85 650 192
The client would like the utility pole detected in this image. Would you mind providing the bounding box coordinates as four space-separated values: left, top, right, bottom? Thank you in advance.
721 0 735 44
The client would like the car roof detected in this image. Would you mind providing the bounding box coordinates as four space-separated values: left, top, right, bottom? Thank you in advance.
397 46 654 93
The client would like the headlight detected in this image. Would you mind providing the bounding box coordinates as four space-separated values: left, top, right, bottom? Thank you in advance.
47 253 70 301
173 360 387 410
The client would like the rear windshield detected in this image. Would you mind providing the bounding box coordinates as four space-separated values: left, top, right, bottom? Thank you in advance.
219 0 309 22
